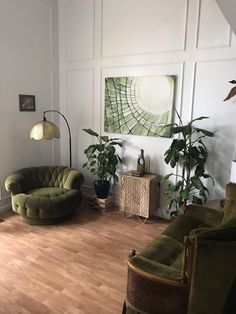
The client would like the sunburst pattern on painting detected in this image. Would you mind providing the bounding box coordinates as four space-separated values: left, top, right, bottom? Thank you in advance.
104 75 175 137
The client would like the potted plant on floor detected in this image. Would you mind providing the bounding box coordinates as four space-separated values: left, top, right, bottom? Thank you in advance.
162 112 214 219
83 128 123 199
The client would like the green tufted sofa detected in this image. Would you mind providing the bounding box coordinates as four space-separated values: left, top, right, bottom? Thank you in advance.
5 166 84 225
123 183 236 314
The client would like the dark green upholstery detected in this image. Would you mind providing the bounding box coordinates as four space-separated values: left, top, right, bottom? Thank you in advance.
124 183 236 314
5 166 84 225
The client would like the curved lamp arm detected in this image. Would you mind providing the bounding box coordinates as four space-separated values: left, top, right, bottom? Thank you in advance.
43 110 72 167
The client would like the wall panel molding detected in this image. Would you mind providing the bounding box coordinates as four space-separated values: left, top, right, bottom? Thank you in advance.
101 0 189 58
59 0 236 215
65 0 95 62
64 68 94 170
196 0 231 50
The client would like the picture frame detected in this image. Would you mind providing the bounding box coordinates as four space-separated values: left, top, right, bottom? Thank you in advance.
104 75 176 138
19 94 36 112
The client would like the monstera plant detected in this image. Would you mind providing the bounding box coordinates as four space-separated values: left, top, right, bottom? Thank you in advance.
83 128 123 199
162 114 214 218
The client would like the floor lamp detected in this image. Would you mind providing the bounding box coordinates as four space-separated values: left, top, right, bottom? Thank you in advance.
30 110 72 167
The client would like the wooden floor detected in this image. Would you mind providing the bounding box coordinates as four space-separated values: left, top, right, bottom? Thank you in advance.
0 200 168 314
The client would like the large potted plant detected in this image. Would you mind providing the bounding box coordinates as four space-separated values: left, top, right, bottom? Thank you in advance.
83 128 123 199
162 113 214 218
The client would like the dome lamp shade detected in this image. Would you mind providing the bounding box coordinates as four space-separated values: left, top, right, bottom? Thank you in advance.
30 110 72 167
30 119 60 140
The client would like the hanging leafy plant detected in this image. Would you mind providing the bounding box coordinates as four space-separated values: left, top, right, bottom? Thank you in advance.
162 111 214 216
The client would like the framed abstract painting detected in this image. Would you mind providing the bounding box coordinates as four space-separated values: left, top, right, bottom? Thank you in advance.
104 75 176 137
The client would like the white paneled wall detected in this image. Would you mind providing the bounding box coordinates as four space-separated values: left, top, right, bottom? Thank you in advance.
0 0 59 212
102 0 187 56
59 0 236 217
216 0 236 36
197 0 231 49
65 0 94 61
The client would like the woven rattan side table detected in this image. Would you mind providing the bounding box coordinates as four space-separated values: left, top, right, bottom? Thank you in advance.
119 171 159 223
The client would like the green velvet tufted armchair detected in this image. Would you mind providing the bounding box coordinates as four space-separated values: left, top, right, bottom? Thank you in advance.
5 166 84 225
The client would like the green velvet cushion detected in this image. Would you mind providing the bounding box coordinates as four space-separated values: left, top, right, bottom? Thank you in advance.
12 187 81 218
132 255 182 281
139 234 183 266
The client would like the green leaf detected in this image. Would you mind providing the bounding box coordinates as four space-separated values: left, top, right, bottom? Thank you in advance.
90 160 96 166
161 122 178 130
195 164 205 177
100 136 109 142
82 128 99 137
110 141 123 147
189 146 199 159
195 127 214 137
192 195 204 204
98 154 105 162
161 173 173 182
191 177 204 190
170 154 179 168
84 145 96 155
198 145 208 158
190 116 209 123
203 173 214 184
173 180 182 192
173 125 191 136
107 145 115 154
164 151 172 164
199 190 208 203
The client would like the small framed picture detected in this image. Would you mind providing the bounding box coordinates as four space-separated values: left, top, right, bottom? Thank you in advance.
19 94 36 112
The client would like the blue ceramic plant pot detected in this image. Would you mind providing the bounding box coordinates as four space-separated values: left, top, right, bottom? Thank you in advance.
94 180 110 199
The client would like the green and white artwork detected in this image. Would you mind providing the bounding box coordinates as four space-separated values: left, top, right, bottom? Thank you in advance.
104 75 176 137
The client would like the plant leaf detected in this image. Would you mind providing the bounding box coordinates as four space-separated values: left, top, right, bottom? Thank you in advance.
195 127 214 137
82 128 99 137
100 136 109 142
190 116 209 123
172 125 191 136
161 173 173 182
191 177 204 190
192 195 204 204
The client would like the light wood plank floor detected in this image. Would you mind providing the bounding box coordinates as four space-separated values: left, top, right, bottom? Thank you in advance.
0 200 168 314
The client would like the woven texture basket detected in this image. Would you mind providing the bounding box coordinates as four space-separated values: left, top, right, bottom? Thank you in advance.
127 264 189 314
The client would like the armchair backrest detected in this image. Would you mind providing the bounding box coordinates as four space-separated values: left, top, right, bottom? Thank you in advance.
5 166 80 194
222 183 236 224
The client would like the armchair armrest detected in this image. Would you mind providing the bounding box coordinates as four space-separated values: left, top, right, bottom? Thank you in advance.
63 169 84 190
190 221 236 242
185 204 223 227
186 224 236 314
5 173 26 195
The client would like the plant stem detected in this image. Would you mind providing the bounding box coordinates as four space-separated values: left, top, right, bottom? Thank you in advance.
173 105 183 126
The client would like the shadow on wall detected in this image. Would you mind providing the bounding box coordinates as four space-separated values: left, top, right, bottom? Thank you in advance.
206 125 236 200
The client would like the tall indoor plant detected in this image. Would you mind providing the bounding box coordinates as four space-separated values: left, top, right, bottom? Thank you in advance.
162 112 214 218
83 128 123 199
